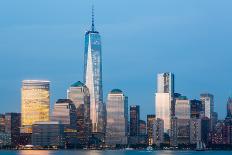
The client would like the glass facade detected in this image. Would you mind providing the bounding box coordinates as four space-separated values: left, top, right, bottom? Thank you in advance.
175 98 191 119
0 114 5 133
190 99 202 118
52 99 77 130
5 113 21 146
227 97 232 118
200 93 214 119
105 89 128 145
200 93 214 131
83 24 104 133
67 81 91 145
156 93 171 132
157 72 174 94
21 80 50 133
155 72 174 133
153 118 164 146
147 114 156 145
32 121 64 147
130 105 140 137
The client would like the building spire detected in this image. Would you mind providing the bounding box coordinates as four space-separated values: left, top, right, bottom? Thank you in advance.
91 5 95 31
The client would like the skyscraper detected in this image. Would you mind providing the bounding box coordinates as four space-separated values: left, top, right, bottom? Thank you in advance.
0 114 5 133
200 93 214 119
190 118 201 144
175 96 190 119
67 81 91 145
130 105 140 137
52 99 77 130
21 80 50 133
147 114 156 145
83 7 104 133
200 93 214 130
153 118 164 146
51 99 78 147
190 99 202 118
105 89 128 146
129 105 140 144
170 117 190 145
5 113 21 146
227 97 232 118
155 72 174 132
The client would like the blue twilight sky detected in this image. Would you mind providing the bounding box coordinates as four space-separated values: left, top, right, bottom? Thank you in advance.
0 0 232 120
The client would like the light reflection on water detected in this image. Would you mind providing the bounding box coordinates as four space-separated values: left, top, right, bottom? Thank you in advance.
0 150 231 155
19 150 53 155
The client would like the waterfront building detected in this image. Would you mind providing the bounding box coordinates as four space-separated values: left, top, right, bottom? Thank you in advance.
5 113 21 146
211 112 218 131
51 99 78 147
67 81 92 145
147 114 156 145
190 118 201 144
0 133 11 147
175 96 190 119
52 99 77 130
227 97 232 118
21 80 50 133
201 117 210 145
130 105 140 136
170 117 190 145
139 120 146 136
223 118 232 144
200 93 214 130
155 72 174 132
153 118 164 146
139 120 147 144
170 117 178 146
211 121 224 144
0 114 5 133
83 7 104 134
177 119 190 145
129 105 140 144
32 121 64 147
190 99 202 118
105 89 128 146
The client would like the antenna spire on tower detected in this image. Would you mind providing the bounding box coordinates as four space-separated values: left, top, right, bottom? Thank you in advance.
91 5 95 31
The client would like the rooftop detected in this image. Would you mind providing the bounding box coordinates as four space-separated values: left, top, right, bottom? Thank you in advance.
71 81 85 87
110 89 123 94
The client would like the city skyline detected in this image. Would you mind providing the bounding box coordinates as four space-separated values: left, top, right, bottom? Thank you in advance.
0 1 232 120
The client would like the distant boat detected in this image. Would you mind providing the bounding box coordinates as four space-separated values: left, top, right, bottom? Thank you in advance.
196 140 206 151
146 146 153 151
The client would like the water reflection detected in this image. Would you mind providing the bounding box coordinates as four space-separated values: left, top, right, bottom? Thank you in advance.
19 150 53 155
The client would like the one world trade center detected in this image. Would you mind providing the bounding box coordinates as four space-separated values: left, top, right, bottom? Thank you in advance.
83 7 104 134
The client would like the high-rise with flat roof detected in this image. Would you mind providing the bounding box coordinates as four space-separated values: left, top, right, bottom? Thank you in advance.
128 105 140 145
0 114 5 133
147 114 156 145
32 121 64 147
5 113 21 146
52 99 77 130
227 97 232 118
21 80 50 133
175 96 190 119
130 105 140 137
153 118 164 146
105 89 128 145
200 93 214 130
200 93 214 119
67 81 91 145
